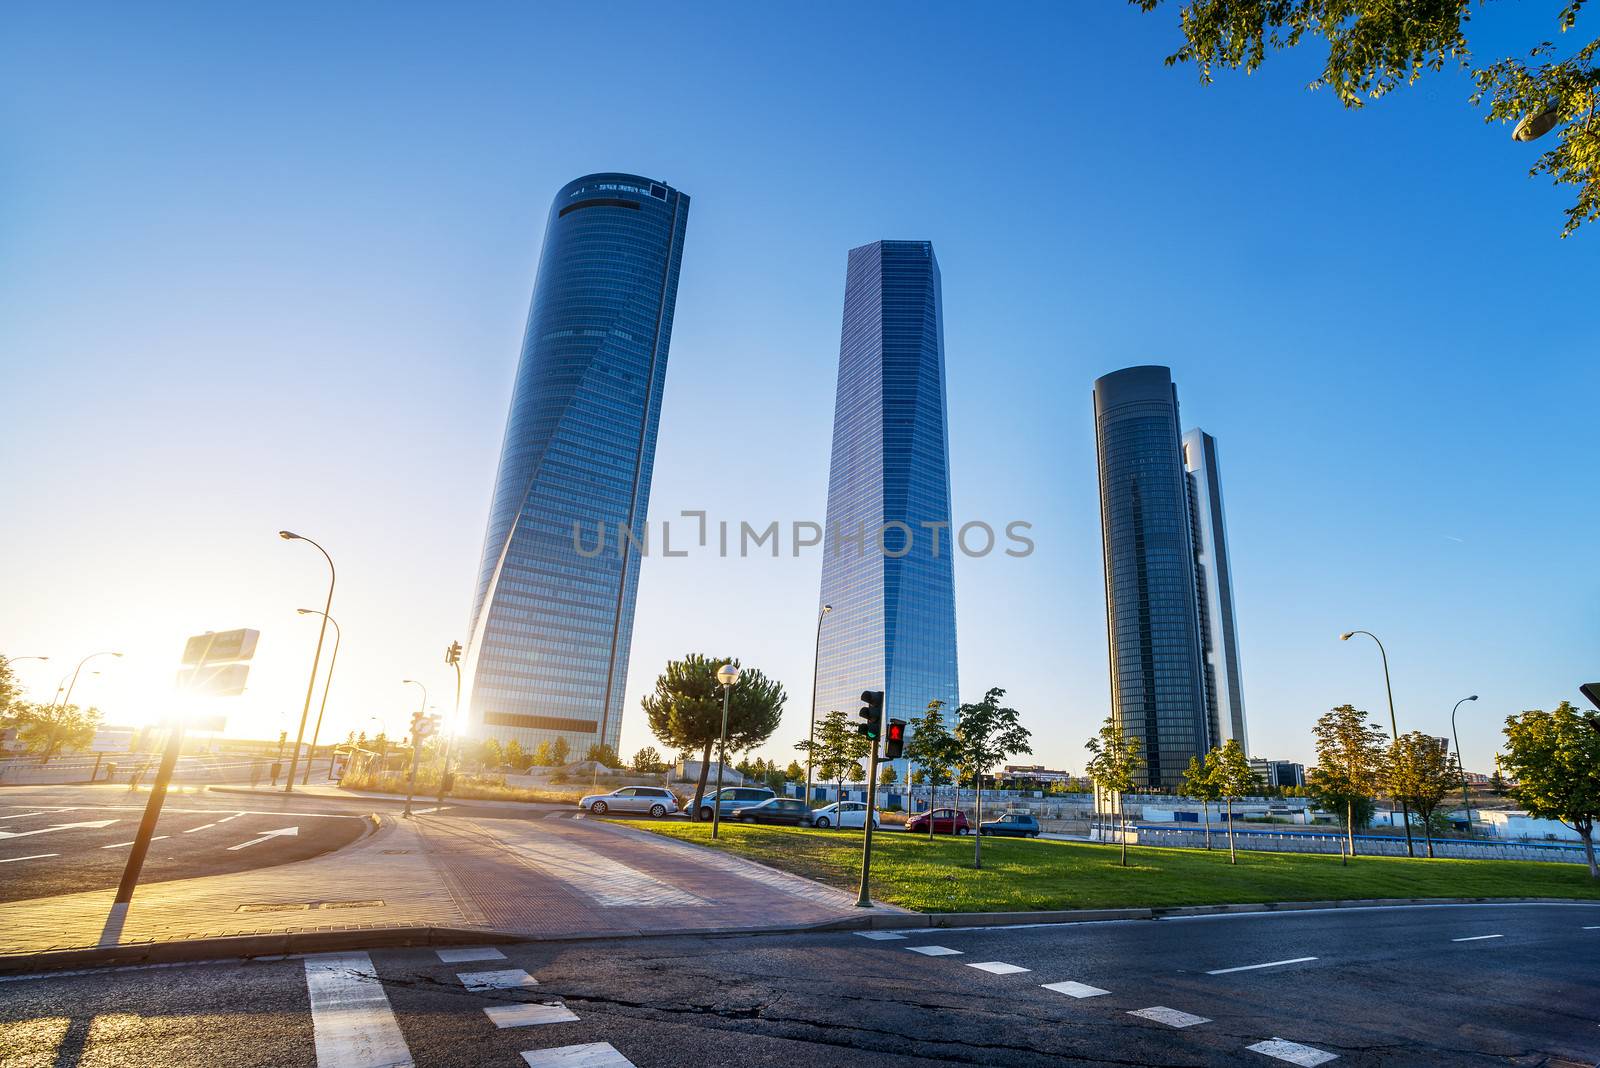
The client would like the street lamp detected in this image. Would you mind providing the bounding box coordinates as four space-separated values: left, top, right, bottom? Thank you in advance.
61 651 123 708
295 608 342 784
803 604 833 810
280 530 335 793
711 662 741 840
1340 629 1415 857
1451 695 1480 832
401 678 428 817
7 656 49 664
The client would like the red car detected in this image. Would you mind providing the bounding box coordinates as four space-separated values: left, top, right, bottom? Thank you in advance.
904 808 970 835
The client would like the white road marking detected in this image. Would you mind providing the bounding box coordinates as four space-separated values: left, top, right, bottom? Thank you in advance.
1207 956 1318 975
1042 981 1110 998
0 853 59 863
1451 934 1502 942
543 813 566 820
485 1002 580 1028
0 811 65 821
0 819 117 840
1129 1006 1210 1028
304 951 414 1068
499 837 704 907
967 961 1030 974
103 836 169 849
854 931 907 940
521 1042 635 1067
227 826 299 850
216 812 246 822
1584 926 1600 930
183 823 217 833
906 945 962 956
458 968 538 991
1246 1038 1338 1065
436 946 506 963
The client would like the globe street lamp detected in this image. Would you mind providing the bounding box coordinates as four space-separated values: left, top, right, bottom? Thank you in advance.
1340 630 1415 857
1451 695 1480 832
61 651 123 709
401 679 428 817
280 530 335 793
803 604 833 810
295 608 342 783
712 662 741 840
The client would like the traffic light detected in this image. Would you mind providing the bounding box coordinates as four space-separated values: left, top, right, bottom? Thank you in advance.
445 641 463 666
856 690 885 740
883 718 907 760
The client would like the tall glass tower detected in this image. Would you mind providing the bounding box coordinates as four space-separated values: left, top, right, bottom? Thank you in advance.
464 173 689 757
814 241 959 774
1093 365 1210 788
1183 428 1248 754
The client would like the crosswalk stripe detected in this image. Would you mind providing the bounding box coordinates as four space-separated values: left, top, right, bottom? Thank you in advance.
1129 1006 1210 1028
905 945 961 956
436 947 506 963
1246 1038 1338 1065
521 1042 635 1067
485 1003 580 1028
966 961 1029 974
304 951 414 1068
458 968 538 991
1041 981 1110 998
854 931 906 940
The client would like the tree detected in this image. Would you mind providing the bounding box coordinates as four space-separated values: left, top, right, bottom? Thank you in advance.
504 738 527 769
1490 767 1507 795
1181 752 1222 850
1499 702 1600 878
550 737 571 766
1132 0 1600 236
631 746 664 774
584 742 621 768
1387 731 1461 858
953 688 1033 869
643 653 786 820
904 699 958 840
1308 704 1390 864
478 737 503 770
1210 739 1260 865
796 709 870 819
783 760 805 783
0 655 22 718
878 763 898 791
7 702 101 764
1085 716 1143 866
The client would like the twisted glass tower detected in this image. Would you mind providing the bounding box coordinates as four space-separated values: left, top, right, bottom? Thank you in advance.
464 173 689 756
814 241 959 770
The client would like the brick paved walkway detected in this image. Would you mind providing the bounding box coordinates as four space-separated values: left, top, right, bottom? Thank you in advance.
0 812 896 960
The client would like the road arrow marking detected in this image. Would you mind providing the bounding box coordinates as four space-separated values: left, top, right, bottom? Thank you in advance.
227 826 299 850
0 819 117 841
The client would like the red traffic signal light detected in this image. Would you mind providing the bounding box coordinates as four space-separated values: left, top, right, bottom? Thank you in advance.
884 718 907 760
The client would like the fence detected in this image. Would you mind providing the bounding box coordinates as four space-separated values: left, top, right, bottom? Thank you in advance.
1132 824 1591 864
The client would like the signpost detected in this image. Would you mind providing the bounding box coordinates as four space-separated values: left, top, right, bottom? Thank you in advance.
87 729 133 783
114 629 258 906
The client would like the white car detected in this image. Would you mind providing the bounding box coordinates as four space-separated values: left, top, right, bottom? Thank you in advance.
810 801 881 829
579 786 680 817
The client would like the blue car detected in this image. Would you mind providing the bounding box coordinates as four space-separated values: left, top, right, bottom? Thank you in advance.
979 811 1041 838
696 786 775 822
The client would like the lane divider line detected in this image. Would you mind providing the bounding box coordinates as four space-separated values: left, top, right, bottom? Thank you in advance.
1207 956 1317 975
0 853 59 863
103 836 169 849
1451 934 1502 942
184 823 217 833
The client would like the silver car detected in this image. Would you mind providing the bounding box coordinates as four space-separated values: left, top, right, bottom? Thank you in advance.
579 786 680 817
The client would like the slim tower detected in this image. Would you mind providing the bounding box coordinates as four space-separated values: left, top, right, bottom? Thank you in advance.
814 241 959 767
464 173 690 757
1183 428 1248 753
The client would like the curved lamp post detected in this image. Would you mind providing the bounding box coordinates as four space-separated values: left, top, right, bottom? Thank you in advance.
711 662 741 840
1340 630 1415 857
61 651 122 709
1450 695 1480 833
401 679 428 817
280 530 335 793
803 604 832 810
295 608 342 783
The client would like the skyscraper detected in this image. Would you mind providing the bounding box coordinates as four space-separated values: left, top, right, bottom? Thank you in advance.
1092 365 1210 788
1183 428 1248 753
813 241 958 768
464 173 689 757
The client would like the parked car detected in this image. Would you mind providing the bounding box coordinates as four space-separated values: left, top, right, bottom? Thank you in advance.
579 786 680 817
696 786 775 822
809 801 880 829
904 807 970 835
730 797 812 826
980 811 1041 838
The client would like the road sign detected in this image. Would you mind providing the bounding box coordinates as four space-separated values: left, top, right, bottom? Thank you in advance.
176 662 250 696
89 730 133 753
181 629 260 666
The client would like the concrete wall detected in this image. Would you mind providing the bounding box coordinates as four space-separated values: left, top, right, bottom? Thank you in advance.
1133 824 1592 864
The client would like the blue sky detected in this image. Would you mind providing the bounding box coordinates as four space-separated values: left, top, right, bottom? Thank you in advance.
2 2 1595 773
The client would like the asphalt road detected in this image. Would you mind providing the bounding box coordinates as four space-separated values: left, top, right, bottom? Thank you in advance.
0 785 368 902
1 903 1595 1067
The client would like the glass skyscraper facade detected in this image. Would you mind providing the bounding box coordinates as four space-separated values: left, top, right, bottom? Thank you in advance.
464 173 689 757
1093 365 1211 788
814 241 958 772
1183 427 1248 754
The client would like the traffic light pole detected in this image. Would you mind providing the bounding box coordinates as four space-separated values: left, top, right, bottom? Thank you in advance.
856 740 880 908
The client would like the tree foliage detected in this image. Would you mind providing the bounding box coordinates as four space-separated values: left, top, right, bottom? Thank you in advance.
1133 0 1600 235
1499 701 1600 878
1086 715 1144 866
584 742 621 769
0 655 22 718
955 688 1033 869
1308 703 1389 862
631 745 665 773
1181 751 1223 849
796 709 870 815
1209 739 1260 864
1387 730 1461 858
6 701 101 764
904 699 959 839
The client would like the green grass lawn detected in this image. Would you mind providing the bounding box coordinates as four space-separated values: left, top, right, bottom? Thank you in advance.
619 821 1600 913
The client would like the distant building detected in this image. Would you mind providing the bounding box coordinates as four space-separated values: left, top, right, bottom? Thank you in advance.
1182 429 1248 752
1000 764 1076 783
1249 758 1306 789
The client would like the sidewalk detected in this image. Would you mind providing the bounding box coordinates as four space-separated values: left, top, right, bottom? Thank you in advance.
207 781 570 816
0 810 902 971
